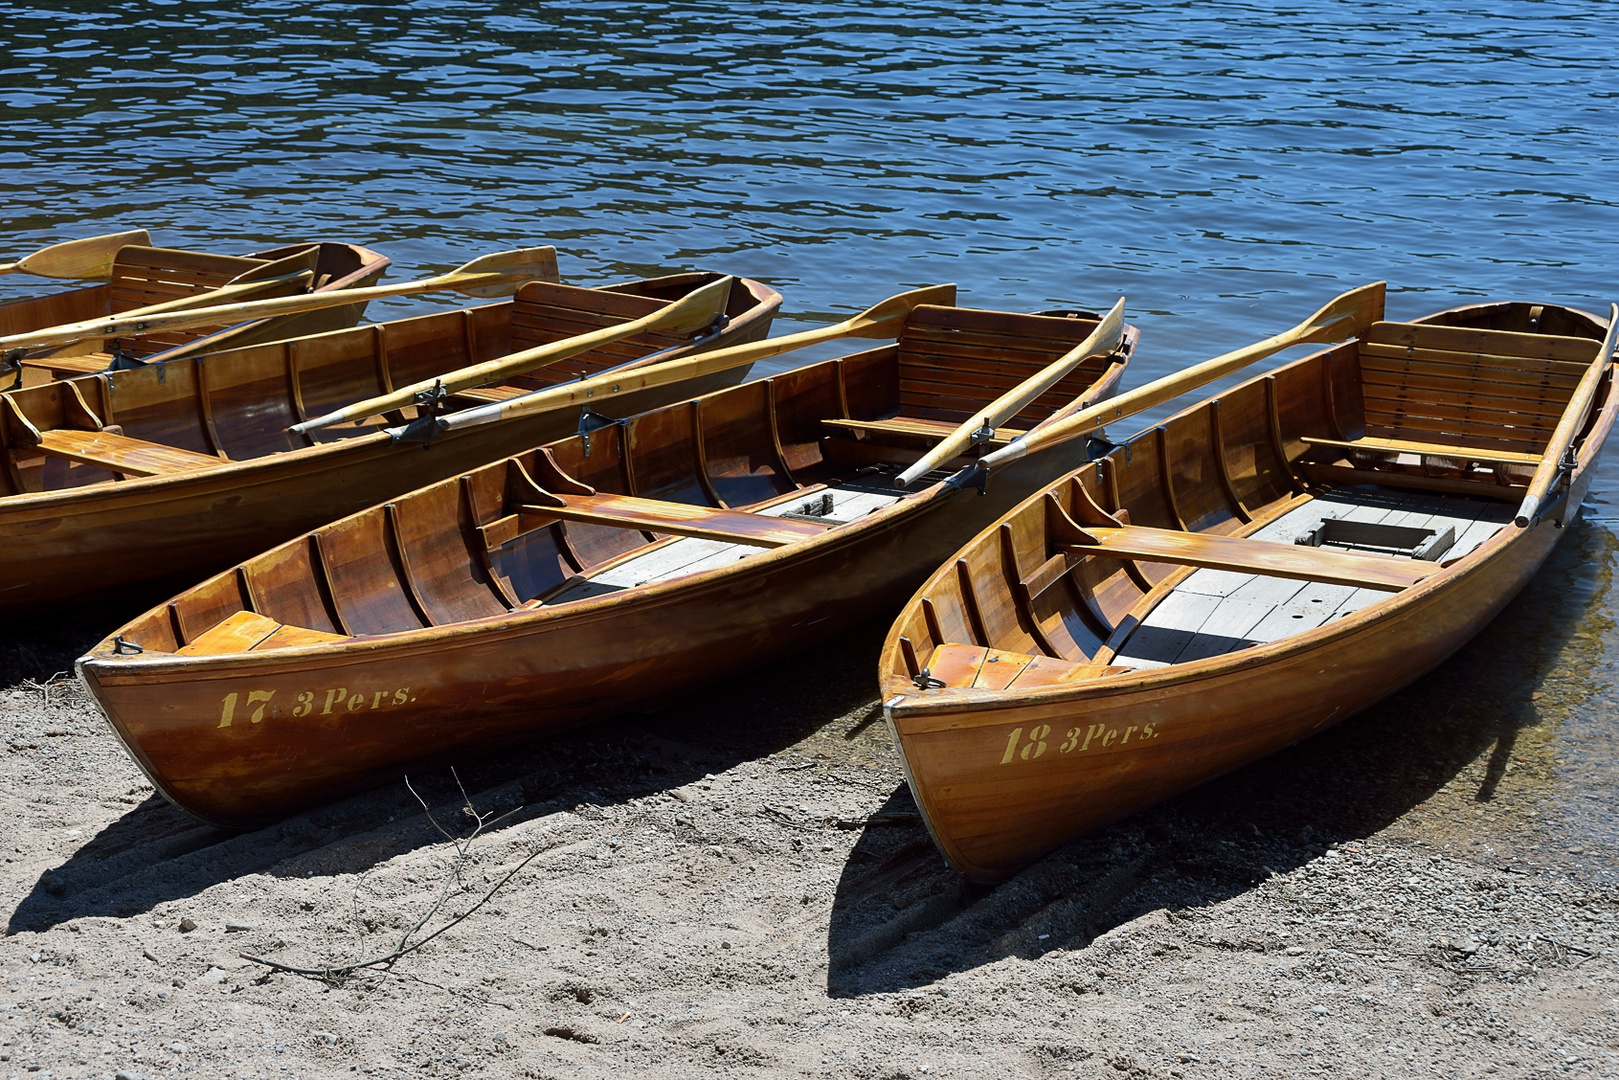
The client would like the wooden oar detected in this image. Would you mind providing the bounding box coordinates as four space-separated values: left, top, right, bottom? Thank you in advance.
0 229 152 279
386 284 958 443
1514 303 1619 527
0 246 560 355
965 281 1387 479
86 245 321 327
894 297 1126 487
292 274 736 434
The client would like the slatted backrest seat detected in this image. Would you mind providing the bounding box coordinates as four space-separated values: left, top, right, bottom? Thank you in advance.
1347 320 1601 460
107 246 270 353
896 306 1123 427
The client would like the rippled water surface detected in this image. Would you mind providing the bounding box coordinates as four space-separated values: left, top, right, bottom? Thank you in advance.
2 0 1617 863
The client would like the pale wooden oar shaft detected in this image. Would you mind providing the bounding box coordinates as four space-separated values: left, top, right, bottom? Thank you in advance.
96 267 313 323
293 275 736 433
974 281 1386 473
0 272 480 353
1514 303 1619 527
895 298 1126 486
405 284 959 441
0 246 558 354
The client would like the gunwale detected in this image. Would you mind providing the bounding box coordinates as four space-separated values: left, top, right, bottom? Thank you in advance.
879 299 1614 880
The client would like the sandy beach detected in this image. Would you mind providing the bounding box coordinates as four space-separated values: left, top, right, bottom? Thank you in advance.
2 580 1615 1079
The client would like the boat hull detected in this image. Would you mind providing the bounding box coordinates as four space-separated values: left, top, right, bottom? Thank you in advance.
880 298 1614 880
886 478 1576 881
0 275 779 610
0 364 753 610
81 446 1087 826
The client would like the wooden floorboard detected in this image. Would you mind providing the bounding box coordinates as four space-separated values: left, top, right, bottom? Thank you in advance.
1111 484 1509 670
542 479 902 603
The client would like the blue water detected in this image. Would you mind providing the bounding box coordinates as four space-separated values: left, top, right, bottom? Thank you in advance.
3 0 1618 852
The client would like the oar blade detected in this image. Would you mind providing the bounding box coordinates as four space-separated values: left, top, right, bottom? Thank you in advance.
450 246 561 297
652 274 736 336
845 283 959 337
1 229 153 280
1294 280 1387 345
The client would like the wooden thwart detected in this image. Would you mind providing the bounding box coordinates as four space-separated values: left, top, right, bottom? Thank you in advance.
1301 434 1542 466
176 611 346 656
1059 524 1443 592
516 492 835 548
32 428 223 477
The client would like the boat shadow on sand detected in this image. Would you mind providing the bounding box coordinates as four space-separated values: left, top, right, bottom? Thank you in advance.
823 512 1615 997
5 604 893 936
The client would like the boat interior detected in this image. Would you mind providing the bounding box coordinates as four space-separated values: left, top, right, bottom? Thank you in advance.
886 310 1612 692
0 274 771 498
1 242 388 381
100 306 1132 656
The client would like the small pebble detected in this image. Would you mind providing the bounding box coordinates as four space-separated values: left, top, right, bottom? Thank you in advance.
224 920 253 933
178 918 197 933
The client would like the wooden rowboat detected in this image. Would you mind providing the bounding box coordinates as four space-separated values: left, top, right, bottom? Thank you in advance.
3 240 390 385
0 271 779 610
77 301 1137 826
879 297 1617 881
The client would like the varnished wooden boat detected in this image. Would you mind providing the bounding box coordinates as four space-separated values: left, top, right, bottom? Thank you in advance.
77 302 1137 826
2 241 390 385
880 298 1617 881
0 272 780 610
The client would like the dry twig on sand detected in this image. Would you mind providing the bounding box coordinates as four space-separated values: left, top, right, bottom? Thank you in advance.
241 770 536 986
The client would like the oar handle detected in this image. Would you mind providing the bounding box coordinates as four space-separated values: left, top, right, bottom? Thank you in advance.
1514 303 1619 527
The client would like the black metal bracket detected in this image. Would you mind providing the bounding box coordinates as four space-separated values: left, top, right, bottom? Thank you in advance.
1085 433 1124 461
968 416 995 447
106 341 148 372
112 635 144 655
2 349 23 391
912 668 946 691
577 406 620 458
944 460 989 496
404 380 450 450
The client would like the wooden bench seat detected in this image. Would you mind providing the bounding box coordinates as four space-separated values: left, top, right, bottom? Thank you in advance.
920 643 1123 690
31 428 222 477
512 491 836 548
1302 434 1543 467
823 416 1025 448
19 354 111 384
1059 523 1443 592
176 610 346 656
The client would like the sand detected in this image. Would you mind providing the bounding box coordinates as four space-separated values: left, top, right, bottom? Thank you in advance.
2 606 1615 1079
